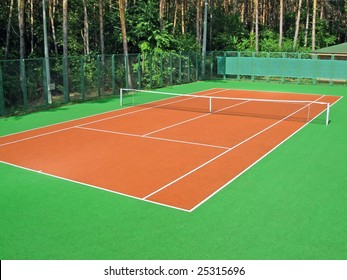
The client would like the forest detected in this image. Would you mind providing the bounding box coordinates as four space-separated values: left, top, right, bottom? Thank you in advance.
1 0 347 61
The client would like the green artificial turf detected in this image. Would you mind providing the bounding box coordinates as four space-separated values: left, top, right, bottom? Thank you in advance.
0 80 346 260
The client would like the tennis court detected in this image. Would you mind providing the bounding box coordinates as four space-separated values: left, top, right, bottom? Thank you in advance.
1 80 347 260
0 87 341 212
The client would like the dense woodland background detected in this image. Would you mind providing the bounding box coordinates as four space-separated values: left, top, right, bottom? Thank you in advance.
0 0 347 60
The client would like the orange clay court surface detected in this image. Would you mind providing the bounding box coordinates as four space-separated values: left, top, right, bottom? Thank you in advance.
0 89 341 211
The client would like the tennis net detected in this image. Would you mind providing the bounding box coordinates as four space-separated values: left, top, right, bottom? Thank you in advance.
119 88 330 125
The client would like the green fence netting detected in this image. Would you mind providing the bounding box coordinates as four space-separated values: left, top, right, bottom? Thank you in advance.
0 52 201 116
216 51 347 84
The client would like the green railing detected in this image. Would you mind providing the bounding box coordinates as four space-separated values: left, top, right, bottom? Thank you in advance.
0 52 200 116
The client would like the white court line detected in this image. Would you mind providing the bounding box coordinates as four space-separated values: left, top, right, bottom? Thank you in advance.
189 95 343 212
1 90 341 212
76 126 230 150
0 126 75 147
143 95 327 201
220 88 343 102
0 88 229 147
0 87 222 138
142 100 251 137
0 160 190 212
78 88 230 128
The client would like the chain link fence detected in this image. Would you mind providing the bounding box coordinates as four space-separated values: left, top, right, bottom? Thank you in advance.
1 51 346 116
0 52 201 116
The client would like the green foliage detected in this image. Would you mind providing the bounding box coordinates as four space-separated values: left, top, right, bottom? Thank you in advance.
127 0 178 54
315 19 338 48
259 29 279 52
175 34 199 52
0 0 346 60
210 6 248 51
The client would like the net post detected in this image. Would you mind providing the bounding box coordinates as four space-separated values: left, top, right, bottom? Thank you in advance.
120 88 123 106
326 103 330 126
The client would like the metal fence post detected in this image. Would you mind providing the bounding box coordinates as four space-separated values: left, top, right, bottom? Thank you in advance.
80 57 85 100
124 54 129 88
111 54 116 94
0 63 5 115
149 54 152 88
251 52 255 82
179 51 182 84
169 53 173 85
160 53 163 87
330 55 334 86
313 54 317 85
137 54 141 89
20 59 28 110
195 52 199 81
237 52 241 81
281 53 285 83
63 56 69 103
187 52 191 83
97 55 101 97
266 53 270 82
297 53 301 84
42 58 48 105
210 51 214 79
223 51 226 80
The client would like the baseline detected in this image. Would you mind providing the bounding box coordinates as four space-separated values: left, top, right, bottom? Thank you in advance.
144 95 327 210
0 88 227 147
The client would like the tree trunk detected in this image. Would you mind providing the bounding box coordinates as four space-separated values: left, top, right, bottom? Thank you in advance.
240 2 245 23
63 0 68 57
18 0 26 59
49 0 59 54
159 0 165 30
181 0 185 34
209 0 213 50
99 0 105 91
304 0 310 47
5 0 14 59
196 0 201 46
82 0 90 55
63 0 69 101
312 0 317 50
118 0 133 89
173 0 178 34
99 0 105 60
30 0 34 55
293 0 303 50
254 0 259 52
279 0 283 50
261 0 265 25
18 0 26 106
